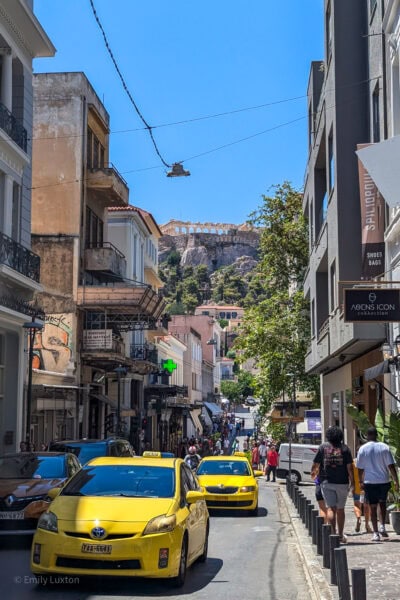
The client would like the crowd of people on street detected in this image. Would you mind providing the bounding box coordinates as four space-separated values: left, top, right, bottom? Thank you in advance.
311 425 399 543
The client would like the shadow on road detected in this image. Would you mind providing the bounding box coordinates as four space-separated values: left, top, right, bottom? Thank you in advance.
29 557 224 597
208 507 268 518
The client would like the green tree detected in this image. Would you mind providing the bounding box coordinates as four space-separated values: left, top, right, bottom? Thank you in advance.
220 380 240 402
237 182 319 413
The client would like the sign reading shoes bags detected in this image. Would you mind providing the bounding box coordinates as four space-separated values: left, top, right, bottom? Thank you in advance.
344 288 400 322
357 144 385 279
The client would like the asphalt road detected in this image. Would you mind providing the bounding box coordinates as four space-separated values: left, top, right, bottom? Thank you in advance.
0 484 312 600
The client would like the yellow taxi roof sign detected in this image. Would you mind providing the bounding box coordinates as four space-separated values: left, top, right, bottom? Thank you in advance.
142 451 175 458
233 452 246 457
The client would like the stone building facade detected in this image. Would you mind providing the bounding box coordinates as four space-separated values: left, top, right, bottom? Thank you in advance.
0 1 54 453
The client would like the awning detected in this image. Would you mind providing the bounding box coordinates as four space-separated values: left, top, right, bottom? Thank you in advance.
364 360 390 381
204 402 223 417
90 393 117 408
190 409 203 434
201 406 213 428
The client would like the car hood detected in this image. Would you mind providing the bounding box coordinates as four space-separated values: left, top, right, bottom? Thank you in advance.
0 478 66 498
52 495 176 523
197 474 256 487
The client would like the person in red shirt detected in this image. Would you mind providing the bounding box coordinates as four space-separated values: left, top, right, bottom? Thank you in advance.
251 441 260 469
265 445 279 482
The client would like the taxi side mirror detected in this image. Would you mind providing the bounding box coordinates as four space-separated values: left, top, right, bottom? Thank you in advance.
46 487 62 501
253 470 264 478
186 490 205 504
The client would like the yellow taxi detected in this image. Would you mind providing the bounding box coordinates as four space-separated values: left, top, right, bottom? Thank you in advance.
196 453 262 515
30 453 209 586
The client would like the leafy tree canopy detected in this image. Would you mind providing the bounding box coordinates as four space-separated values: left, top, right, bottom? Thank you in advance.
236 182 319 413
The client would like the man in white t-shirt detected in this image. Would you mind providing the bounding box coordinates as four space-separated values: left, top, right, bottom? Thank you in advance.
357 426 399 542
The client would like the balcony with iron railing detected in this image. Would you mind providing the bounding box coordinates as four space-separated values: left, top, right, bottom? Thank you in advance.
130 343 158 365
85 242 127 281
77 281 166 320
0 101 27 152
0 231 40 282
87 162 129 206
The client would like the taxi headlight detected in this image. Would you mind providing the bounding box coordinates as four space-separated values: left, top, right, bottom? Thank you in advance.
37 511 58 533
143 514 176 536
239 486 255 493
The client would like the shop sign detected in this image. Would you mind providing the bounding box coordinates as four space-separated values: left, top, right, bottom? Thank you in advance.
83 329 113 350
344 288 400 322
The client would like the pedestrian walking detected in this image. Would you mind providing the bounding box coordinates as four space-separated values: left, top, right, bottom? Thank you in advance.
251 441 260 469
258 439 267 470
265 444 279 481
223 437 230 455
356 426 399 541
312 426 354 543
352 458 372 533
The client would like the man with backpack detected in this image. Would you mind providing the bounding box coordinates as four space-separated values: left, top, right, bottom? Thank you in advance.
312 426 354 543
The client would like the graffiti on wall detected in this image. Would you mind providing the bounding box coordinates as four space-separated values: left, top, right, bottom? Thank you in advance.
33 314 74 374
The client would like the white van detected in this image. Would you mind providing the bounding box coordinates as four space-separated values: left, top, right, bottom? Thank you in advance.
276 443 319 484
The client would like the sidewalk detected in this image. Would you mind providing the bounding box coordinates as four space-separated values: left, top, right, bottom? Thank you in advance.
278 481 400 600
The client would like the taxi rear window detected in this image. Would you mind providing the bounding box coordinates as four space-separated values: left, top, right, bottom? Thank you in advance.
61 465 175 498
197 460 251 476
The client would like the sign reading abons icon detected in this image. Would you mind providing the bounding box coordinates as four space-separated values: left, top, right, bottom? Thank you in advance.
344 288 400 322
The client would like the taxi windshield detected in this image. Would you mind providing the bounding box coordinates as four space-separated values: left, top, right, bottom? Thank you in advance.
61 465 175 498
197 460 251 476
0 455 66 479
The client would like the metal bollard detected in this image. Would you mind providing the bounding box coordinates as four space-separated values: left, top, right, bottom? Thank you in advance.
307 502 313 535
299 494 304 519
334 547 351 600
294 487 299 507
311 509 319 545
322 524 331 568
316 516 324 555
301 496 307 524
291 482 296 502
296 491 302 512
329 535 340 585
351 568 367 600
305 499 312 530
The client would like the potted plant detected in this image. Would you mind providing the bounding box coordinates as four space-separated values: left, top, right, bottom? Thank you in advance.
388 482 400 534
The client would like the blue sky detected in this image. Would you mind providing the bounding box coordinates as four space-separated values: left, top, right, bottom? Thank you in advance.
34 0 324 226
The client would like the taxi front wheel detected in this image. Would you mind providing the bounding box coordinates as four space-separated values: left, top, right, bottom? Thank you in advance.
171 535 187 588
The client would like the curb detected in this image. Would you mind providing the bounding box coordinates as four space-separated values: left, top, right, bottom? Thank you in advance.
277 485 337 600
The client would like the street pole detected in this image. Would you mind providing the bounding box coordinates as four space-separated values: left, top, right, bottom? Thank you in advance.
117 369 121 436
288 373 297 483
114 365 127 437
23 317 43 451
25 327 34 449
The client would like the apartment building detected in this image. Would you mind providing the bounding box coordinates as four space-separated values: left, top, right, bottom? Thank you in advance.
30 72 165 448
0 1 54 453
304 1 388 451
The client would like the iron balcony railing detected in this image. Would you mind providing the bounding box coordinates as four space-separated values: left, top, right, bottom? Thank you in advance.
130 343 158 364
85 241 126 259
0 101 27 152
0 232 40 282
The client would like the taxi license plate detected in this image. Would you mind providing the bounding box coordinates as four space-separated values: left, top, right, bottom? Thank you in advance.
81 543 112 554
0 511 24 520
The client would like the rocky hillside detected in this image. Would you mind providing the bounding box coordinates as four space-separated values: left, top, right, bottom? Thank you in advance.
158 228 263 313
159 230 260 273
